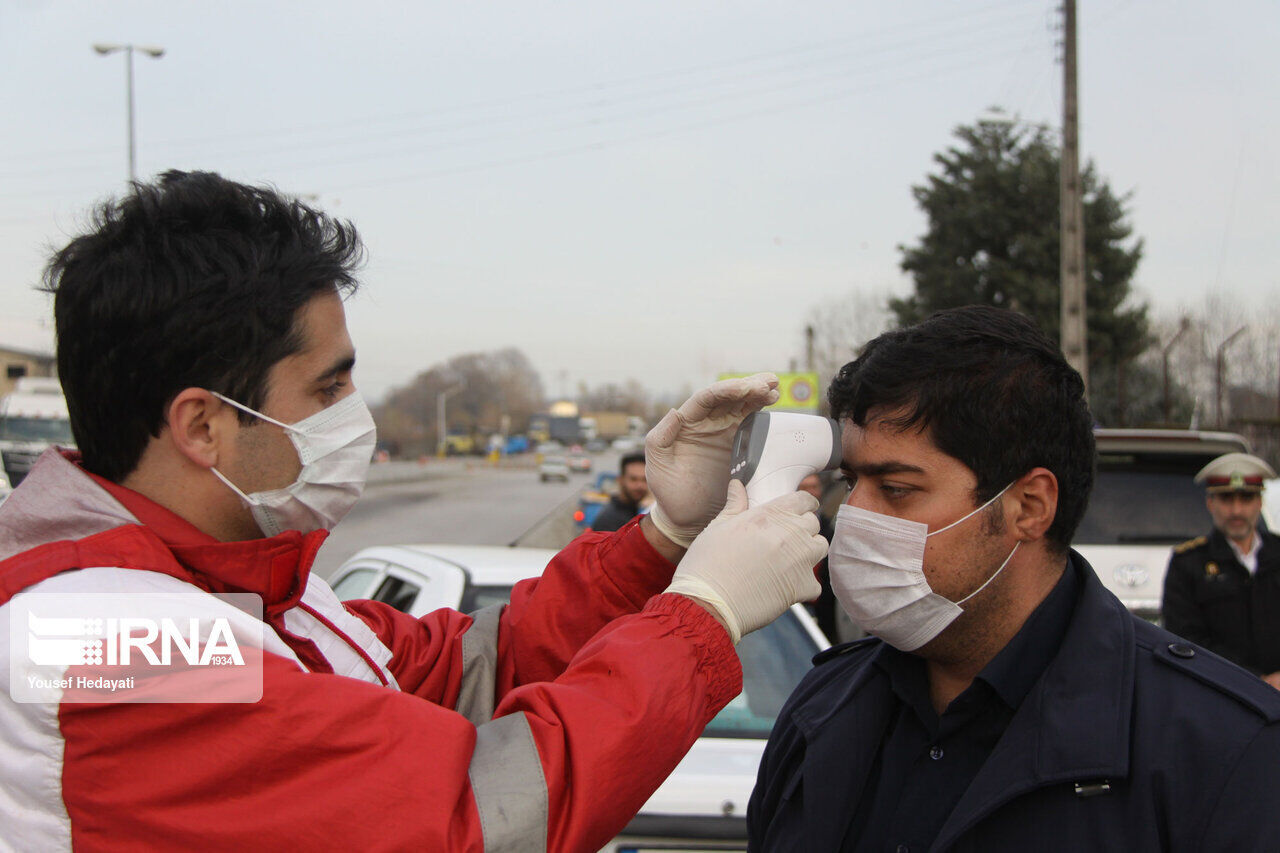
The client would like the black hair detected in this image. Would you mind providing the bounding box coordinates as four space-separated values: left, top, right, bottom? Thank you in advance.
619 451 646 475
40 170 364 482
827 305 1095 553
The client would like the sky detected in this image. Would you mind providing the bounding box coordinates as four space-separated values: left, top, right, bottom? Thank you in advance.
2 0 1278 404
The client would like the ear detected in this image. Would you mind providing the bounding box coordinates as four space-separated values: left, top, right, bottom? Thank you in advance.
166 388 233 469
1009 467 1058 543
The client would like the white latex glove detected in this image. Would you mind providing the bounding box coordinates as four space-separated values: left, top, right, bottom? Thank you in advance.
665 480 826 644
646 373 781 547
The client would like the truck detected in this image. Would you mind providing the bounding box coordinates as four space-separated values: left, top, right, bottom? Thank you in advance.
578 412 646 442
0 377 75 496
528 414 582 446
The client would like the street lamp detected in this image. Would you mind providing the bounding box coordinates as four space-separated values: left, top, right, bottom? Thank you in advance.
436 385 463 458
92 43 165 184
1215 326 1247 429
1161 317 1192 424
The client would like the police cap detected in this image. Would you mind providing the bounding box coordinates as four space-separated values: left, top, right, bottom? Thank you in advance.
1194 452 1277 494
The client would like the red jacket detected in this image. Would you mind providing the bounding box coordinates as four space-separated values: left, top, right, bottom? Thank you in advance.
0 450 740 851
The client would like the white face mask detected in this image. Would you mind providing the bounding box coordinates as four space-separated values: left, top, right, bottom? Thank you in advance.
209 391 377 537
828 483 1018 652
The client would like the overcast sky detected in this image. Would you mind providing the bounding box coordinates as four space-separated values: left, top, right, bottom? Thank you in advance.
3 1 1277 403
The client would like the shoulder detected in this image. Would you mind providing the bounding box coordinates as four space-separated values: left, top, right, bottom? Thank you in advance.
1172 535 1209 556
812 635 880 667
1132 618 1280 724
774 637 882 725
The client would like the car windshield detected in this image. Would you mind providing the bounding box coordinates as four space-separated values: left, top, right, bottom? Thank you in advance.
461 584 818 739
1075 451 1216 545
0 416 74 444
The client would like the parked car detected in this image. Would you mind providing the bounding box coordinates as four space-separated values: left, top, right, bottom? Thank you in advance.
328 544 829 851
567 452 593 474
611 436 641 453
1075 428 1253 622
539 454 570 482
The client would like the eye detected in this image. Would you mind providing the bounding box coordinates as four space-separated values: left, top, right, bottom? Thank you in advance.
833 472 855 491
320 381 347 400
880 483 913 499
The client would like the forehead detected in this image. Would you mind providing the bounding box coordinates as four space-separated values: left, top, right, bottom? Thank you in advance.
839 412 966 473
1209 490 1261 501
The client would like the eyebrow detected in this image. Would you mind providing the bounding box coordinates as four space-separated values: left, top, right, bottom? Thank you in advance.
842 461 927 477
314 354 356 385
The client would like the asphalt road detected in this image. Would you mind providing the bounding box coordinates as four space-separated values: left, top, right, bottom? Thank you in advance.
312 456 615 581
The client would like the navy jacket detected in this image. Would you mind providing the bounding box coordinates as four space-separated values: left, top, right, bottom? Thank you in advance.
748 552 1280 852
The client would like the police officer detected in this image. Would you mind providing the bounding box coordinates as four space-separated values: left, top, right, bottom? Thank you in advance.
1162 451 1280 688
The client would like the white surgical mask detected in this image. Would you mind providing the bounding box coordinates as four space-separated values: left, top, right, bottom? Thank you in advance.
209 391 377 537
828 483 1018 651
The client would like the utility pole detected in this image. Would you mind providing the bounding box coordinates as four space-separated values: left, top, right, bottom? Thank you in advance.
804 325 815 372
1059 0 1088 392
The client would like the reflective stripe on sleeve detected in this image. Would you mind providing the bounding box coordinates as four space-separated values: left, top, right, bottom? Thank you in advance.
457 603 503 725
468 712 549 853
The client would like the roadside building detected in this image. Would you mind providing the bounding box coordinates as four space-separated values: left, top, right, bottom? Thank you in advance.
0 344 56 398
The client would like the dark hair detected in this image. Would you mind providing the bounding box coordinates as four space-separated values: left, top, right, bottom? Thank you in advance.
41 170 364 481
619 451 646 475
827 305 1095 552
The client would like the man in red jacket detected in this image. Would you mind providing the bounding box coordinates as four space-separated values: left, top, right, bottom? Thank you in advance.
0 171 826 851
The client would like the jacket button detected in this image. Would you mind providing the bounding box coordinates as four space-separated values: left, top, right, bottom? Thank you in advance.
929 745 944 760
1169 643 1195 659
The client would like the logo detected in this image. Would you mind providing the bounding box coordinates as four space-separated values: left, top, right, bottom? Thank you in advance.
10 592 264 704
27 612 243 667
1113 563 1149 588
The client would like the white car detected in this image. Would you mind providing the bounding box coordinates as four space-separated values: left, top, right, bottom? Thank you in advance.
538 455 571 482
1075 428 1253 621
328 544 829 852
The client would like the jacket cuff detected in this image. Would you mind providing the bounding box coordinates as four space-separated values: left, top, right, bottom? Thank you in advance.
644 592 742 712
591 515 678 607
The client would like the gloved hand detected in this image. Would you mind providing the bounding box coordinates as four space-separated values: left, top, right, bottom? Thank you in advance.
646 372 780 547
664 480 826 644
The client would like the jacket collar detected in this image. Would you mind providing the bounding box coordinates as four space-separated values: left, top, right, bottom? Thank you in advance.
787 552 1135 851
1 449 324 612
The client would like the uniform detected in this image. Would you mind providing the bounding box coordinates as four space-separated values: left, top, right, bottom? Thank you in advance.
1161 450 1280 675
1162 529 1280 674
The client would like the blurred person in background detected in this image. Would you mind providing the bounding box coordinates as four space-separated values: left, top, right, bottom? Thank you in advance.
590 450 649 532
1163 452 1280 688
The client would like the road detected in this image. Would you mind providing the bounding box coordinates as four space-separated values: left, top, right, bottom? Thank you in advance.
312 456 616 581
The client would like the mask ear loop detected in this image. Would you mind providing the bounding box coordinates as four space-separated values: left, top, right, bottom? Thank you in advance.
955 542 1020 606
926 481 1015 539
210 391 295 432
207 391 285 507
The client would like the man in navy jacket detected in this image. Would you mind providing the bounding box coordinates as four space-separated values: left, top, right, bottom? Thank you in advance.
748 306 1280 852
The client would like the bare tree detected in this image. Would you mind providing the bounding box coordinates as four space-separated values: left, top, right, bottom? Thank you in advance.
801 288 895 387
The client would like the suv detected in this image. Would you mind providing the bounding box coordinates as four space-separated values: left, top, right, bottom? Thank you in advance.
1074 428 1252 621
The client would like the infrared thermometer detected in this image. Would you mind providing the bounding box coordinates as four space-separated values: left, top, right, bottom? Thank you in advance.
729 412 843 506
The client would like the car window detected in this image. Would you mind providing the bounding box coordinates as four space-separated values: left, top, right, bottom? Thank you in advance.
330 568 380 599
1075 452 1215 545
708 614 816 739
459 583 817 739
372 575 423 613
